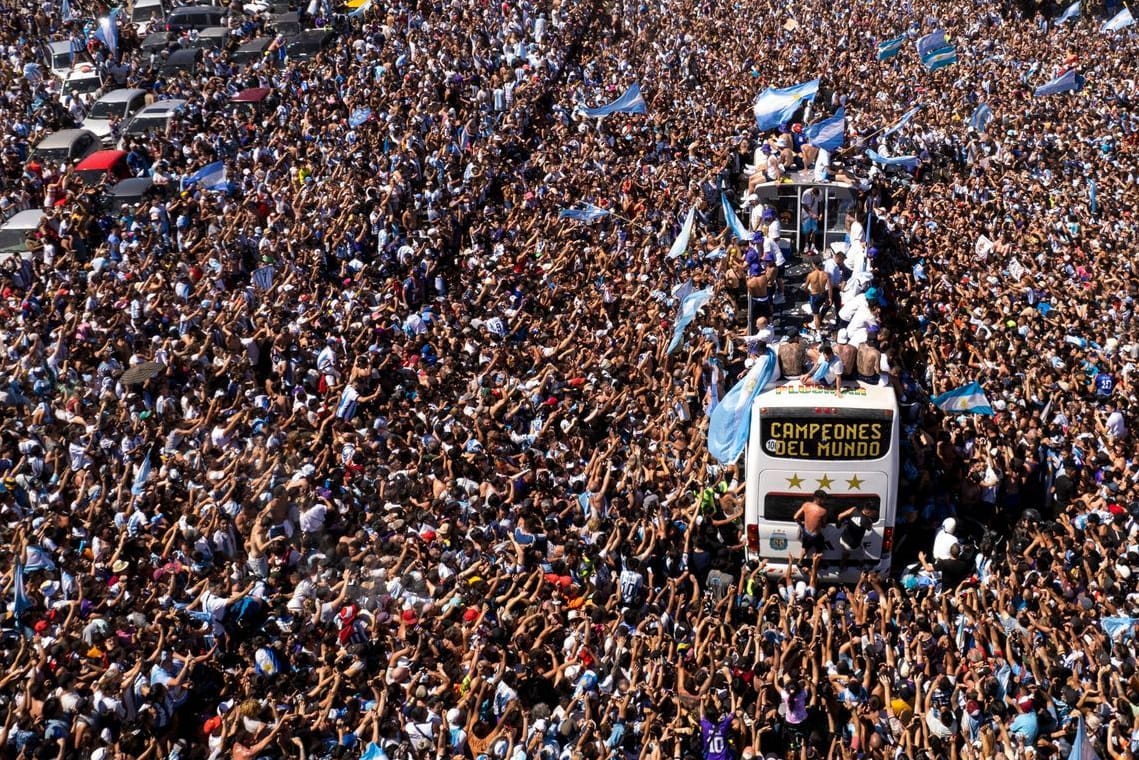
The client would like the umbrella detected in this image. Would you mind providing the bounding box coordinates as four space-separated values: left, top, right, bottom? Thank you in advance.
120 361 165 385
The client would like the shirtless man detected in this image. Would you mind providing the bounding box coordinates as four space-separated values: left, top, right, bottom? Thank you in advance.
805 257 831 336
793 490 830 557
747 269 772 331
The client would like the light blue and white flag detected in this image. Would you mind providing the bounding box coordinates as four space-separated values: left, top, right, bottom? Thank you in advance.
915 29 947 59
667 207 696 259
969 103 993 132
866 149 919 169
1056 0 1081 23
665 287 714 354
24 546 56 573
1101 7 1134 31
558 203 610 223
348 107 372 128
61 0 78 22
252 265 275 291
580 83 647 118
804 107 845 151
721 193 750 241
881 105 921 138
336 385 360 421
1034 68 1081 97
931 381 994 415
95 9 120 58
1102 616 1139 640
1069 715 1101 760
876 35 906 61
1089 178 1098 215
922 45 957 71
131 454 152 496
753 78 819 130
708 350 777 464
182 161 228 191
12 561 31 621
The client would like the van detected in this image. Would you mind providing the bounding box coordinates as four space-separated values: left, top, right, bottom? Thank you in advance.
74 150 133 187
82 88 148 143
165 4 227 32
0 209 48 260
30 129 101 169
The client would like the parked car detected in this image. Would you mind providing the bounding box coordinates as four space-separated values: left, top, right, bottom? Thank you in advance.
187 26 232 52
165 4 227 32
74 150 133 187
121 99 188 140
160 48 203 76
284 30 336 61
0 209 50 261
29 129 101 169
61 64 105 104
105 177 169 212
81 88 148 144
231 36 273 66
130 0 166 34
43 40 89 81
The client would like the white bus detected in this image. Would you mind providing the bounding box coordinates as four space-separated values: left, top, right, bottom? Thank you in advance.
743 381 900 582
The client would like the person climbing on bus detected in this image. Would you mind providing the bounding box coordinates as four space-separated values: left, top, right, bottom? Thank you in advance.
793 490 830 558
835 503 878 571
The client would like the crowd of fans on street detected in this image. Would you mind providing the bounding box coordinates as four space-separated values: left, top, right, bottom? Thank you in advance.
0 0 1137 758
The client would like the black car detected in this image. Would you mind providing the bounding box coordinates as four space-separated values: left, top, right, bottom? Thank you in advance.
165 4 227 32
284 30 335 61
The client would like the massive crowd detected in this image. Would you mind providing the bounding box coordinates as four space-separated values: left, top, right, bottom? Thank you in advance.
0 0 1137 758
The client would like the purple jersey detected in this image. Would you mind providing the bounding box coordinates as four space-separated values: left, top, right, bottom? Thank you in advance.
700 715 734 760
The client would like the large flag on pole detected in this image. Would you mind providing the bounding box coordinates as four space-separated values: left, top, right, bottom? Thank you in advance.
1033 68 1082 97
721 193 750 241
580 83 647 118
876 35 906 60
881 105 921 138
708 350 777 464
915 30 947 59
1056 0 1081 23
931 382 994 415
667 207 696 259
753 78 819 130
921 45 958 71
95 9 120 58
665 287 714 354
12 561 31 622
803 107 845 151
1101 7 1135 31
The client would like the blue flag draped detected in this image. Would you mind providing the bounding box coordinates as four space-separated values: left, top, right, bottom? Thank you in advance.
12 561 30 621
721 193 750 241
131 453 152 496
1068 716 1100 760
876 35 906 61
1101 7 1135 31
558 203 610 223
803 107 845 151
1056 0 1081 23
580 83 647 118
666 287 714 355
931 382 994 415
1034 68 1082 97
866 149 919 169
348 107 372 128
708 350 777 464
182 161 228 191
969 103 993 132
1089 178 1098 215
1102 616 1139 640
667 207 696 259
882 105 921 138
753 78 819 130
915 30 947 59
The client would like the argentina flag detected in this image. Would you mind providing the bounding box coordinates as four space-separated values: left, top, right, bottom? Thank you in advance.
252 265 275 291
803 107 845 151
665 287 714 355
336 385 360 421
753 78 819 130
1056 0 1080 23
931 381 994 415
1033 68 1082 97
876 35 906 61
915 30 947 59
721 193 750 241
12 561 31 621
881 105 921 138
969 103 993 132
1101 7 1134 31
707 350 777 464
182 161 228 191
667 207 696 259
580 83 647 118
866 149 919 169
95 9 120 58
558 203 610 223
922 45 957 71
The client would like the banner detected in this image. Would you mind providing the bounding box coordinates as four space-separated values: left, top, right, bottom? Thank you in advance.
708 350 777 464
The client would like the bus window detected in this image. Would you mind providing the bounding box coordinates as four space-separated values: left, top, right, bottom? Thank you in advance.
762 492 881 522
823 189 857 249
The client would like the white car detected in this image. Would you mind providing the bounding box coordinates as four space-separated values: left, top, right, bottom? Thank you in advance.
81 88 148 144
44 40 87 81
130 0 166 34
60 64 105 105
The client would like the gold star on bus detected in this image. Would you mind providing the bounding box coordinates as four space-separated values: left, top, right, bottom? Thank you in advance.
846 475 865 490
786 474 804 489
816 474 834 490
